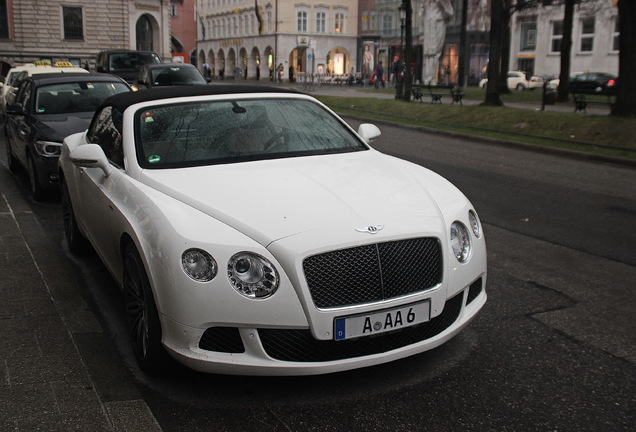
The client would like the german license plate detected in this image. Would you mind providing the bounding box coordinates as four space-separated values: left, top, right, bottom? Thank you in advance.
334 300 431 341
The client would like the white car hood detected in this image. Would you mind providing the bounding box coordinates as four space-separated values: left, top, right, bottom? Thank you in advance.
139 150 451 247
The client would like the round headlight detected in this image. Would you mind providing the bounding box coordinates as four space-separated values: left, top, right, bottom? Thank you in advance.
181 249 217 282
469 210 481 238
450 221 472 263
228 252 279 299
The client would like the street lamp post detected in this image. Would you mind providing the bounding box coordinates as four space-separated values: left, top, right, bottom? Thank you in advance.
395 0 407 99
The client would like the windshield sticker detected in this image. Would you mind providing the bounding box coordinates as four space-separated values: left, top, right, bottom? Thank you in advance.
148 155 161 163
143 111 154 122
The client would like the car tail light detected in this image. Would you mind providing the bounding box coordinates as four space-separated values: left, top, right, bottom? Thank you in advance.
607 79 616 86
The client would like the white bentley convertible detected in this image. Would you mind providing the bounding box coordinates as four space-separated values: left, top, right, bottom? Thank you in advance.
58 85 487 375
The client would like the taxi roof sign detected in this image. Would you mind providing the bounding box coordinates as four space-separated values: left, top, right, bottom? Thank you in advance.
34 60 52 66
54 61 75 68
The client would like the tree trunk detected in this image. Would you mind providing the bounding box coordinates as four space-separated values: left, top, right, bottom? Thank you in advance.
483 0 504 106
499 1 512 94
614 0 636 117
556 0 575 103
402 0 414 102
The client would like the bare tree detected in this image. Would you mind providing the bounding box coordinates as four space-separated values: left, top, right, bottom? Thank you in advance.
402 0 414 102
483 0 505 105
556 0 575 103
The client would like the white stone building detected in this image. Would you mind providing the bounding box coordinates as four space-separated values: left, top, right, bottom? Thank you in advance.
0 0 172 75
509 1 619 79
196 0 359 81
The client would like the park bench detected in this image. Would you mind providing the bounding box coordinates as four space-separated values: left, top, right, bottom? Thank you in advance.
571 90 616 114
412 84 464 105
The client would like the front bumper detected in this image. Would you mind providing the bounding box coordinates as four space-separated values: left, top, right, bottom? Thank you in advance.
160 277 486 376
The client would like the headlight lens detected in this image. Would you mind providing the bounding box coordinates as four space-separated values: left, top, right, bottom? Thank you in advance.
469 210 481 238
228 252 279 299
181 249 217 282
35 140 62 157
450 221 472 263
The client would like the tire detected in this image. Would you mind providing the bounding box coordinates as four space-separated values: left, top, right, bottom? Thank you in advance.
28 156 45 201
515 83 525 91
123 243 171 373
61 178 89 254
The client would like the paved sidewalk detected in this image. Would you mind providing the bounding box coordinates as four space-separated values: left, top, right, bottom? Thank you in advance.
0 164 161 431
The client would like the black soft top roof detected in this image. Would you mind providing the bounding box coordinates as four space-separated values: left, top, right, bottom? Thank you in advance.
104 85 303 112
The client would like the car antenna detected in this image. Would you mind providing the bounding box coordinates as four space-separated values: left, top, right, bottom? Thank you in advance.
231 101 246 113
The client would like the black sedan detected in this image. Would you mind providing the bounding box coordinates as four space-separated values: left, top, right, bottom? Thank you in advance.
568 72 617 93
5 72 131 200
132 63 208 90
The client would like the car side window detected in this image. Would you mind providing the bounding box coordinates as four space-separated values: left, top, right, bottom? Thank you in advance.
87 106 124 168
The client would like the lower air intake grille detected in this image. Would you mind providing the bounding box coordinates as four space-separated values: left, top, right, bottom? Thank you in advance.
258 292 463 362
303 237 443 308
199 327 245 353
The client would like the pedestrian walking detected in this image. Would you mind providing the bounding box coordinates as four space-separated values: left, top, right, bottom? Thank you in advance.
373 61 384 89
391 56 403 87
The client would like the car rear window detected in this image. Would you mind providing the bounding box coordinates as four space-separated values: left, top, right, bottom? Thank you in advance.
36 81 130 114
135 98 368 168
109 52 162 72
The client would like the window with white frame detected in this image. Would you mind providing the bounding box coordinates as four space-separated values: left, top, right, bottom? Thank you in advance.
334 12 344 33
297 10 308 32
382 13 392 35
550 20 563 53
316 11 326 33
579 17 594 52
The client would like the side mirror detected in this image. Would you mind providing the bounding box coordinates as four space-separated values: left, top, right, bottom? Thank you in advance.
70 144 112 177
357 123 381 144
5 103 25 115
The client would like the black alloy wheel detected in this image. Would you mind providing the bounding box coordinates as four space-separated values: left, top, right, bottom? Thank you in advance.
27 156 45 201
123 243 170 373
60 178 88 254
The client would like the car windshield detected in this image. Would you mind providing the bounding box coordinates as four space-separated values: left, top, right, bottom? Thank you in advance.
136 98 368 168
36 81 130 115
151 67 206 86
109 52 162 72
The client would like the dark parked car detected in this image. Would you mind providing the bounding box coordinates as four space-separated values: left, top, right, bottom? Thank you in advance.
568 72 617 93
96 50 162 83
5 72 131 200
132 63 208 90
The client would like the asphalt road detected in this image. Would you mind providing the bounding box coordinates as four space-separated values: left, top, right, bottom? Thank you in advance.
5 119 635 431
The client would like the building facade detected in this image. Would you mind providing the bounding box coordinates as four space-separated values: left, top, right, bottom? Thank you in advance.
0 0 173 76
196 0 358 81
510 2 619 79
170 0 197 63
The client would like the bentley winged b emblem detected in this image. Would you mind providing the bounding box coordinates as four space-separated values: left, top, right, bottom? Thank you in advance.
355 225 385 234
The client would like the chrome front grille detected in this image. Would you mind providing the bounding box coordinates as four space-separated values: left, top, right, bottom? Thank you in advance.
303 237 443 308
